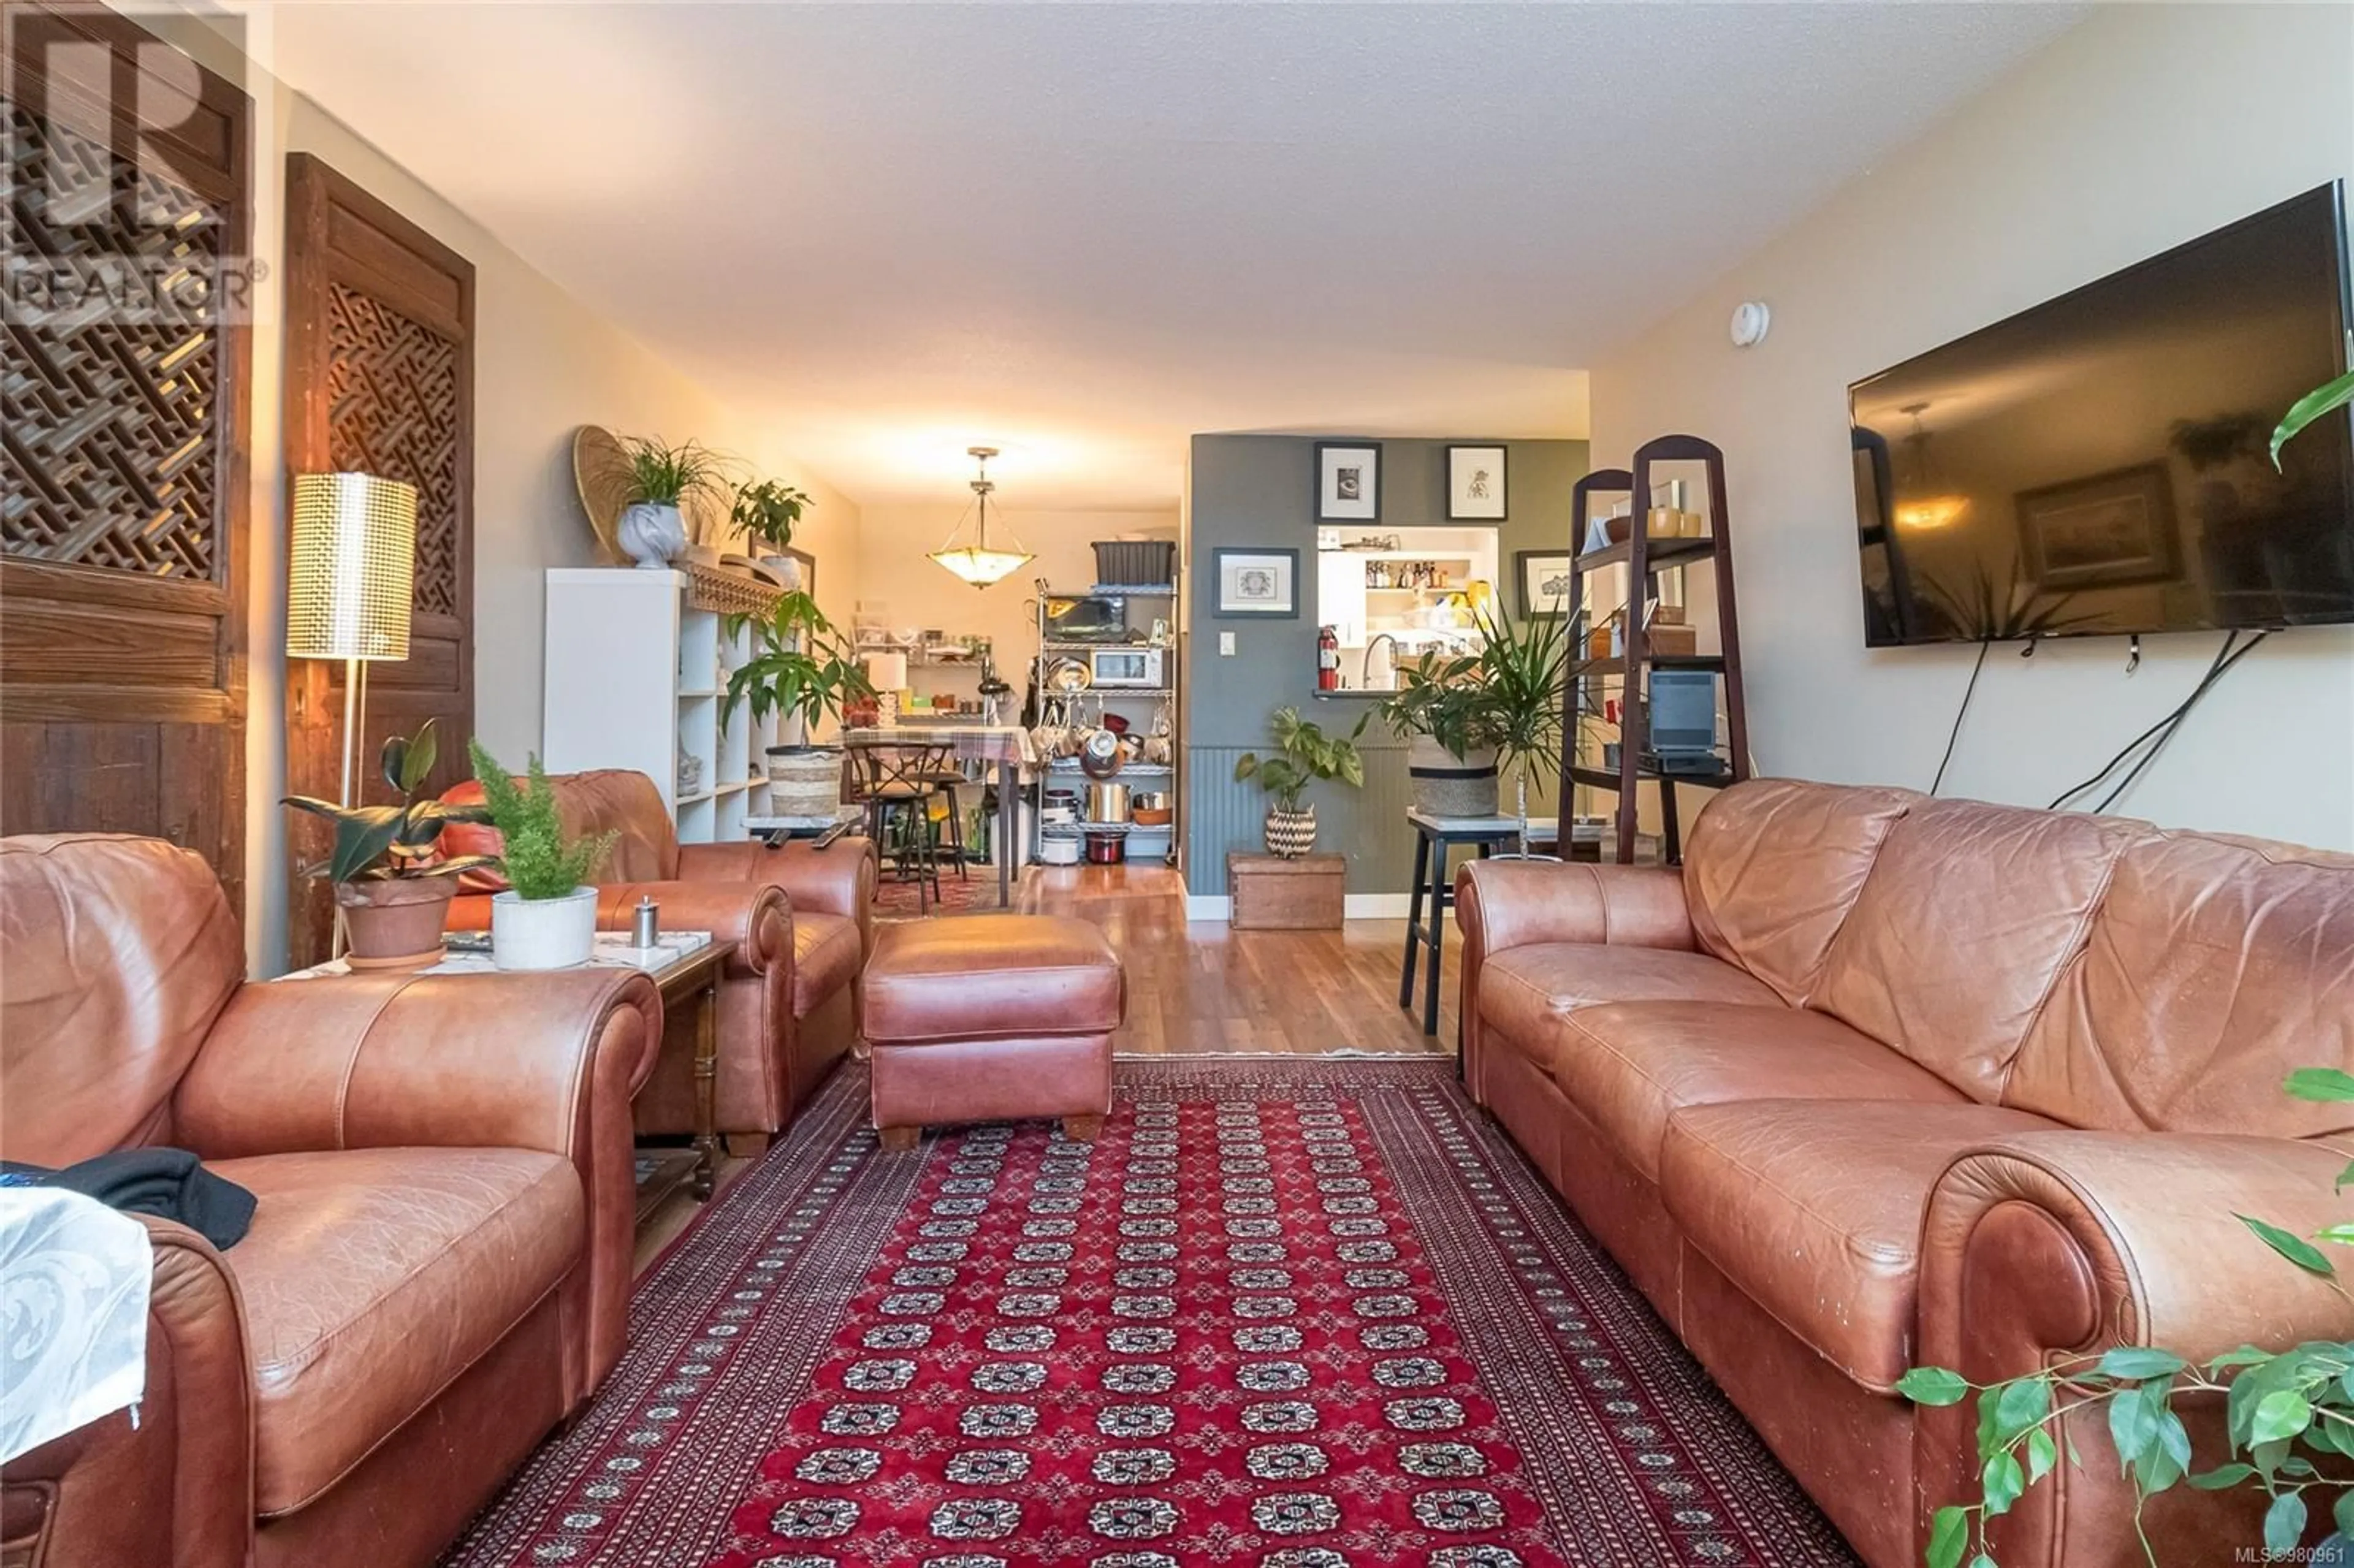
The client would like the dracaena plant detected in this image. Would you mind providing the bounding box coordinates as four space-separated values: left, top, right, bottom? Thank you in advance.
1233 706 1369 813
463 740 617 902
1905 375 2354 1568
281 719 494 885
1905 1066 2354 1567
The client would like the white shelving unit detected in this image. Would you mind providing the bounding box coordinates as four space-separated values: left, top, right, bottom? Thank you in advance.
544 568 780 844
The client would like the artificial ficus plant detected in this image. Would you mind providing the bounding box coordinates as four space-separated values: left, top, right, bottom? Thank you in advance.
1903 1065 2354 1567
282 719 494 885
1903 368 2354 1568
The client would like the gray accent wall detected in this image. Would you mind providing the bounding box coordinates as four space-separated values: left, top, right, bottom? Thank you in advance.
1185 434 1590 895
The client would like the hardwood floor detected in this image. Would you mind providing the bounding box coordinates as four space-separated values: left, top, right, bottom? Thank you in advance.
1017 864 1460 1056
636 863 1458 1269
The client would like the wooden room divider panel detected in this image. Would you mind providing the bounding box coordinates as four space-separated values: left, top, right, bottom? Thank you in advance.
0 3 254 916
281 152 476 967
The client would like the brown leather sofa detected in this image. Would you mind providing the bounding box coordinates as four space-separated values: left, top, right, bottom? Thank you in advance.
1458 779 2354 1568
441 769 875 1146
0 832 661 1568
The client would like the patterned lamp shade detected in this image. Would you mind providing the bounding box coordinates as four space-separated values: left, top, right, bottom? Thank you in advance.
288 473 417 660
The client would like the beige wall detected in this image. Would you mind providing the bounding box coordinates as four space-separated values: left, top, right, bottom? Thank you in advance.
1590 2 2354 849
853 506 1178 705
157 15 861 971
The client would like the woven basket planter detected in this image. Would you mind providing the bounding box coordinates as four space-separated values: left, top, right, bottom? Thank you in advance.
767 746 846 818
1263 806 1319 859
1407 738 1499 818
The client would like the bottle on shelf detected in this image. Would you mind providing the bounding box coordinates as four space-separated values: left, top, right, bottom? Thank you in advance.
1317 625 1341 691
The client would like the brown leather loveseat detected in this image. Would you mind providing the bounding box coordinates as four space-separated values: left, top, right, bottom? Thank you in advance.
0 832 661 1568
441 768 875 1145
1458 778 2354 1567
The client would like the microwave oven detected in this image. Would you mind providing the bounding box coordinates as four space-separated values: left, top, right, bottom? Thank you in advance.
1088 647 1165 688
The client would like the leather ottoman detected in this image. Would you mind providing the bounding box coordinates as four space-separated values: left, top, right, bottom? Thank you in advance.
859 915 1126 1149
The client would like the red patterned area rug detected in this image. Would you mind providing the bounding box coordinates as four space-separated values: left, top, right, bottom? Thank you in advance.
874 867 1000 919
444 1059 1857 1567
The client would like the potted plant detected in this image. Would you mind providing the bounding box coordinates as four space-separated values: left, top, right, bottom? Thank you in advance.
281 719 493 969
1381 650 1505 818
724 590 875 820
463 739 617 970
732 478 812 588
1232 706 1369 858
1471 603 1574 858
616 435 731 569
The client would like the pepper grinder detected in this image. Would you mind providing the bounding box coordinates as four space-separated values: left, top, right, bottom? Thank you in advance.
631 895 660 950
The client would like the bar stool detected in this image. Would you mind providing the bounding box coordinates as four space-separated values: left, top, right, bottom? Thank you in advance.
849 742 953 909
921 758 971 881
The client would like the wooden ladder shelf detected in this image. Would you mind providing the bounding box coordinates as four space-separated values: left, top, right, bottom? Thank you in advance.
1556 434 1752 865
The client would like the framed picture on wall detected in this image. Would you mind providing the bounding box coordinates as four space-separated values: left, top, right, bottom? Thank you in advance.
2016 463 2179 589
1448 444 1508 520
1315 442 1381 522
1517 550 1576 620
1214 548 1300 617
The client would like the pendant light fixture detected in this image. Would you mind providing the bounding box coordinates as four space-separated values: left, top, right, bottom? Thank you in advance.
928 446 1034 588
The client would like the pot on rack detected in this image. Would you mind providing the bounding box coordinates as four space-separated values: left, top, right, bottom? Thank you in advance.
1087 782 1130 823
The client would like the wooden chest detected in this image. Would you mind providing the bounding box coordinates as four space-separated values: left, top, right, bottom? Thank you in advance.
1228 853 1346 931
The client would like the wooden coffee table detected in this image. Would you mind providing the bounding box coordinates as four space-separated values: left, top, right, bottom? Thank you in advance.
631 935 733 1227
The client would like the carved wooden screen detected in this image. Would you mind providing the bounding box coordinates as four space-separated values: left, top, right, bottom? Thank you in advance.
0 4 253 914
281 153 474 966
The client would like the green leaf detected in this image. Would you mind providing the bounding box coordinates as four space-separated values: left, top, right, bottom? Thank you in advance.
2190 1463 2258 1490
2316 1225 2354 1247
2097 1348 2187 1380
1982 1449 2025 1518
400 719 438 794
2287 1067 2354 1103
2265 1489 2309 1555
1925 1505 1970 1568
2109 1382 2158 1474
1992 1377 2052 1445
2335 1486 2354 1540
2241 1213 2337 1277
1898 1368 1972 1407
2145 1406 2192 1494
2272 368 2354 468
2211 1345 2280 1371
2025 1426 2057 1485
2252 1389 2315 1447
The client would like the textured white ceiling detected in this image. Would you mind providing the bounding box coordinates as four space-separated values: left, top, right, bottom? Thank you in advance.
264 2 2085 508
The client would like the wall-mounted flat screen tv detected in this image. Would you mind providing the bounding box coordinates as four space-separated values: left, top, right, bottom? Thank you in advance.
1849 183 2353 647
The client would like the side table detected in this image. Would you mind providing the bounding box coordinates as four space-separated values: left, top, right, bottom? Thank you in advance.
1400 811 1561 1041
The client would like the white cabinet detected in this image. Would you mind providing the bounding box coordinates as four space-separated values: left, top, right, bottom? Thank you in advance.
543 568 779 843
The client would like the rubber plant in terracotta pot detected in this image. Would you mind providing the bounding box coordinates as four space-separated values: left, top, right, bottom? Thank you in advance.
725 590 874 820
1233 705 1368 858
464 739 617 970
281 719 493 969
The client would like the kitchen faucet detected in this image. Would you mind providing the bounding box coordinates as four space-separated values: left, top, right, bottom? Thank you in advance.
1362 633 1400 691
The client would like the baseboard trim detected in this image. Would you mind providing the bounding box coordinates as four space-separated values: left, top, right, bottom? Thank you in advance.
1181 892 1414 921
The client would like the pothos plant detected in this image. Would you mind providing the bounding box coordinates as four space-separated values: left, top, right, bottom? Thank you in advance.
1902 382 2354 1568
1232 706 1369 813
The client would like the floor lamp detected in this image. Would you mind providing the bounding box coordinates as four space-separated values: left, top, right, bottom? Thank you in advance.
288 473 417 954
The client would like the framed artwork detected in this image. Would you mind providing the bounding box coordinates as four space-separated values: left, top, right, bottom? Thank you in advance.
1449 444 1508 520
1516 550 1576 619
2016 463 2179 589
1213 548 1300 617
1315 441 1381 522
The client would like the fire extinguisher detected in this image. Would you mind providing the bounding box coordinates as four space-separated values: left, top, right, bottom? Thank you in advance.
1317 625 1341 691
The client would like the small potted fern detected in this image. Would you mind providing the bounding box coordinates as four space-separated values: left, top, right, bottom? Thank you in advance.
465 740 618 970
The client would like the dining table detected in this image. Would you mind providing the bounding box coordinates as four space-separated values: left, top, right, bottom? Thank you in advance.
843 723 1038 908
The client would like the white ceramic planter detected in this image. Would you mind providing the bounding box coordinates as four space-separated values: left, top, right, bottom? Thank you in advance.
759 552 805 591
490 886 598 970
617 502 687 569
